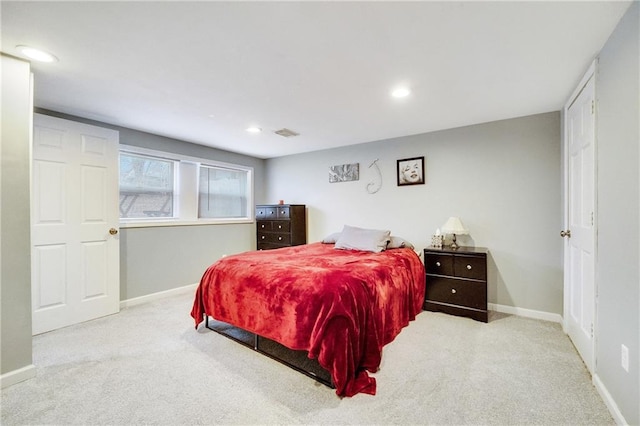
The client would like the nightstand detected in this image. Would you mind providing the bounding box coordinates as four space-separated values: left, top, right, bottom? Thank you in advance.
423 246 488 322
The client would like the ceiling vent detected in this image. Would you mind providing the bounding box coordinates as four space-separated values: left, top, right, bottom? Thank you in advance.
274 128 300 138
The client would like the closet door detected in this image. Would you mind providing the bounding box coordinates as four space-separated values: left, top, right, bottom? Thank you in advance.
31 114 120 335
563 65 596 374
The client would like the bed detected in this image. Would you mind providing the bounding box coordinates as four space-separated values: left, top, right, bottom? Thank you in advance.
190 236 425 397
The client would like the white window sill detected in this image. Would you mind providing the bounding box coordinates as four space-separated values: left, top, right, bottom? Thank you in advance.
119 218 254 229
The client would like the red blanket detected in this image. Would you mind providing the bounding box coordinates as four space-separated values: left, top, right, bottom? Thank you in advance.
190 242 425 397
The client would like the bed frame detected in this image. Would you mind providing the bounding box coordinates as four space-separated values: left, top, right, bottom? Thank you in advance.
204 315 334 389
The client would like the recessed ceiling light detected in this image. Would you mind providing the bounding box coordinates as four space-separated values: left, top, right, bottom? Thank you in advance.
391 87 411 98
16 45 58 63
246 127 262 134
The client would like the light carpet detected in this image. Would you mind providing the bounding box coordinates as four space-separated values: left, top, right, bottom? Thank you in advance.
1 290 613 425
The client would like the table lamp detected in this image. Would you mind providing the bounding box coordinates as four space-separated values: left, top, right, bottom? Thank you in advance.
442 217 469 249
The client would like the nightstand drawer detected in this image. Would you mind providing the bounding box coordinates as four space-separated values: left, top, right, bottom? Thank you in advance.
426 276 486 310
425 253 454 276
453 255 486 280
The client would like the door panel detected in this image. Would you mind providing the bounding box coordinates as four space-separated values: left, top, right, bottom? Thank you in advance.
82 241 108 299
32 114 120 335
33 160 66 225
33 244 67 309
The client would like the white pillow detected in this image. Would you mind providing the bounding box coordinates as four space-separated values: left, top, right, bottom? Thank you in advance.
387 236 415 250
334 225 391 253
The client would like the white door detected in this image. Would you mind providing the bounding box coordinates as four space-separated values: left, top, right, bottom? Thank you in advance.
563 66 596 373
31 114 120 335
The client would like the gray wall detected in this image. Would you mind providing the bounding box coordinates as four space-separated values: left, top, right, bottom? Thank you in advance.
595 2 639 424
265 112 563 315
1 55 33 375
120 224 254 300
37 109 265 300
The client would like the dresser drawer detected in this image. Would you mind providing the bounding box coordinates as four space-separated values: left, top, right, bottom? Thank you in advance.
271 221 290 232
265 207 278 219
258 242 285 250
276 207 290 219
425 253 454 276
256 208 267 220
426 276 486 310
257 221 272 231
258 232 291 245
257 221 290 232
453 255 486 280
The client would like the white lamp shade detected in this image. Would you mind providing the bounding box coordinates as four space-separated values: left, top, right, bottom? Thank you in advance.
441 217 469 235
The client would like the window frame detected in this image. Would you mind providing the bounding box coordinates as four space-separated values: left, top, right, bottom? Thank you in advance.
119 145 254 229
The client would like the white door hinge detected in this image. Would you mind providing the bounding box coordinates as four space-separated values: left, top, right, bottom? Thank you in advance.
591 100 595 115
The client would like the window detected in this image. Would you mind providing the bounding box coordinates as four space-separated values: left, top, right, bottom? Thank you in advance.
119 145 253 227
119 153 176 219
199 165 248 218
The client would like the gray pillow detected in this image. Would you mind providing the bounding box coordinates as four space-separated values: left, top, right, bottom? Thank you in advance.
322 232 341 244
387 236 415 250
334 225 391 253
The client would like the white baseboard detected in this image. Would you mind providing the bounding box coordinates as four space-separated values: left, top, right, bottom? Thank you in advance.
1 364 36 389
593 374 628 425
120 283 198 309
488 303 563 323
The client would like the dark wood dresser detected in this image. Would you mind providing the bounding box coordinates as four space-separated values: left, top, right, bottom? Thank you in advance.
256 204 306 250
423 246 488 322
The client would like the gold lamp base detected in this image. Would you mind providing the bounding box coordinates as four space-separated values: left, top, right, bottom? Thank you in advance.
450 234 459 250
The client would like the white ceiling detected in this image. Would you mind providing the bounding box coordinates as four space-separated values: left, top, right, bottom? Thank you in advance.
1 1 631 159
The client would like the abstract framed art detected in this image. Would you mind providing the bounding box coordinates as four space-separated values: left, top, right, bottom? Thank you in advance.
329 163 359 183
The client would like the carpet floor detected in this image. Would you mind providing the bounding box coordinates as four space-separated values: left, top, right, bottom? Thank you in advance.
1 290 613 425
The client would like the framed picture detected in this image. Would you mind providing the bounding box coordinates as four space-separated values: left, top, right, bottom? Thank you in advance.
397 156 425 186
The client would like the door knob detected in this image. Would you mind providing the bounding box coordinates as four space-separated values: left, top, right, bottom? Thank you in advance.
109 228 118 235
560 230 571 238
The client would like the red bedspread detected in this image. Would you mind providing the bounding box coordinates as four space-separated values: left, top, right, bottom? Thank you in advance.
190 242 425 397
